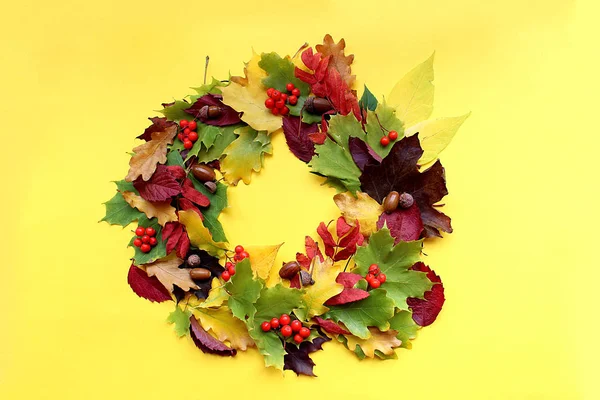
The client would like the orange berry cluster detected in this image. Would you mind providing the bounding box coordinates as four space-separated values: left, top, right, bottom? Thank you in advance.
264 83 300 116
260 314 311 344
366 264 387 288
178 119 199 150
133 226 158 253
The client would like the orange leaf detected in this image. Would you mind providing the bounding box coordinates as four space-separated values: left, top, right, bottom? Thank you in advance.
315 34 355 88
125 124 177 182
122 191 177 226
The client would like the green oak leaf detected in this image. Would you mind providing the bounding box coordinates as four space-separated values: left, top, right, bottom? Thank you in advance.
309 138 362 194
359 85 378 111
158 100 192 122
100 192 143 227
327 113 366 151
221 126 272 185
225 259 263 321
190 177 228 243
128 215 167 265
389 310 419 349
365 103 404 158
324 289 395 339
196 124 241 164
254 284 304 323
166 307 192 337
375 349 398 360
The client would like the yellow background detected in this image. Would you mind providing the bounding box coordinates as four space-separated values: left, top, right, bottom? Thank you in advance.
1 0 598 398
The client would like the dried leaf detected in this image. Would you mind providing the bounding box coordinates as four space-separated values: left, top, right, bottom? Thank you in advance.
315 34 355 87
325 288 369 306
122 191 177 226
245 243 284 285
334 192 383 236
189 315 236 356
313 316 351 335
197 278 229 309
145 252 199 293
125 124 177 181
181 178 210 207
161 221 190 259
127 264 172 303
137 117 176 142
348 137 381 171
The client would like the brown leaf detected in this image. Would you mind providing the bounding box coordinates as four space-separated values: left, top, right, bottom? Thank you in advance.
125 124 177 182
145 252 199 292
122 191 178 226
315 34 355 88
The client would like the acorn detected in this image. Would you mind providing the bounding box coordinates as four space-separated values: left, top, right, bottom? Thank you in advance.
398 192 414 209
299 270 314 286
190 163 216 182
383 191 400 214
187 254 201 268
199 105 223 120
279 261 301 280
189 268 211 281
204 181 217 194
305 97 333 115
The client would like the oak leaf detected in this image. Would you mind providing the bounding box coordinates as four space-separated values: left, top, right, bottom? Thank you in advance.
315 34 355 88
122 191 177 226
345 327 402 358
145 252 199 293
221 127 273 185
166 307 191 337
334 192 383 236
125 124 177 182
193 307 254 350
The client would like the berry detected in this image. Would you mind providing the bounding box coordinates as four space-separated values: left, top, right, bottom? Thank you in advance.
221 270 231 281
225 261 234 269
279 314 291 326
234 253 243 261
267 88 275 97
380 136 390 146
280 106 289 116
188 132 198 142
291 88 301 97
240 251 250 259
178 133 184 141
281 325 293 337
133 238 143 247
135 227 145 236
388 130 398 141
271 90 281 100
188 120 197 130
377 273 387 283
275 99 285 109
261 321 271 332
291 320 302 333
140 244 151 253
299 327 310 339
280 93 288 102
145 227 156 236
141 235 151 244
265 98 275 109
366 273 375 281
370 278 381 288
286 83 295 92
270 318 280 330
183 140 193 149
228 265 236 275
180 120 189 128
149 237 158 246
293 334 303 344
235 245 244 254
368 264 379 274
288 95 298 105
183 127 191 135
271 107 280 116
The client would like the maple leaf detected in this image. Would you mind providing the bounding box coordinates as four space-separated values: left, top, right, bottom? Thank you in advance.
224 259 263 321
283 336 330 377
348 137 381 171
220 52 282 133
100 191 144 227
133 164 181 202
405 113 470 165
281 115 319 163
191 77 226 97
145 252 199 293
122 191 177 226
407 262 445 326
247 323 285 370
125 124 177 182
313 316 351 335
360 135 452 237
193 307 254 350
334 192 383 236
195 124 240 164
326 113 365 151
354 228 431 310
185 94 242 126
244 243 284 285
296 258 344 320
365 103 405 158
159 100 193 122
344 327 402 358
387 52 435 127
189 177 228 243
179 210 228 257
254 284 304 323
221 126 273 186
189 315 236 356
161 221 190 259
137 117 177 142
196 278 229 309
127 264 172 303
389 310 418 349
315 34 355 88
166 306 191 337
309 137 362 193
377 204 424 243
359 85 378 112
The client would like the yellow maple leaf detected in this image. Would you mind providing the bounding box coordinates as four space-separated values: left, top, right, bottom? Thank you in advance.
145 252 198 293
178 210 228 257
122 191 177 226
345 327 402 358
244 243 284 283
300 257 344 320
125 124 177 181
221 127 273 186
197 278 229 309
333 192 383 236
193 307 254 350
221 52 282 133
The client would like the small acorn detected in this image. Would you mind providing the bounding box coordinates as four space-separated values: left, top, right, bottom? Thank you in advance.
299 270 314 286
279 261 301 280
204 181 217 194
187 254 201 268
189 268 211 281
199 105 223 120
305 97 334 115
190 163 216 182
398 192 414 209
383 191 400 214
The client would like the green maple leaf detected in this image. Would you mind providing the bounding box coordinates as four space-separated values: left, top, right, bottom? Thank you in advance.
100 192 143 227
258 52 310 116
196 124 241 164
389 310 419 349
225 259 263 321
191 77 226 98
190 177 228 243
309 138 362 194
354 228 430 309
365 103 404 158
158 100 192 122
128 215 167 265
324 289 395 339
253 284 304 323
221 126 272 185
326 113 366 151
247 320 286 370
166 150 184 167
113 180 136 193
359 85 378 111
166 307 192 337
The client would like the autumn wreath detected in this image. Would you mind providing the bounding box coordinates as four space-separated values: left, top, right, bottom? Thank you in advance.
101 34 469 376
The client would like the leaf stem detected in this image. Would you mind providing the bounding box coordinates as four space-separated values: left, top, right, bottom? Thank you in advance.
204 56 210 85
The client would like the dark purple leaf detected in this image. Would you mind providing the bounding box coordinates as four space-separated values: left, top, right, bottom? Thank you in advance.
377 203 424 243
282 116 319 163
137 117 177 142
348 137 382 171
189 316 236 356
407 262 445 326
133 165 181 202
127 265 172 303
284 336 330 376
185 94 242 126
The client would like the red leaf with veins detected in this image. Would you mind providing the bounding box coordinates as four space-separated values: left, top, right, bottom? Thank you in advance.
305 236 323 262
336 217 352 238
162 222 190 259
133 165 182 202
185 94 242 126
317 222 336 257
336 272 362 288
178 198 203 220
407 262 445 326
181 178 210 207
377 204 424 243
165 165 186 180
127 265 172 303
296 252 311 269
189 316 236 356
313 317 351 335
282 116 319 163
137 117 176 142
325 288 369 306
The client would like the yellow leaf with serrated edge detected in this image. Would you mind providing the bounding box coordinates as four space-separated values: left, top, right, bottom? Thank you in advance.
221 127 273 186
300 258 344 320
193 307 254 350
405 113 470 165
334 192 383 236
125 124 177 181
122 191 177 226
145 252 198 293
197 278 229 309
345 327 402 358
178 210 228 257
387 53 435 127
244 243 284 282
221 52 281 133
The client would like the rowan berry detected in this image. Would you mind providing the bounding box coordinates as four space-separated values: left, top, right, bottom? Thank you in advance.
261 321 271 332
388 130 398 141
279 314 291 325
286 83 295 92
380 136 390 146
270 318 280 329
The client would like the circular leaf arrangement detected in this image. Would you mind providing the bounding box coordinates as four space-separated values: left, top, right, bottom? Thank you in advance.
102 34 469 376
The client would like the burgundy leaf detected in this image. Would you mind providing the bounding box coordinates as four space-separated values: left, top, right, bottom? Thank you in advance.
127 265 172 302
189 316 236 356
325 288 369 306
336 216 352 238
336 272 362 288
176 233 190 260
185 94 242 126
407 262 445 326
284 336 330 377
178 198 203 220
377 203 424 243
165 165 186 180
317 222 336 258
338 224 360 248
313 317 351 335
348 137 382 171
133 165 182 202
360 136 452 238
162 222 190 259
282 115 319 163
137 117 177 142
290 274 302 289
182 178 210 207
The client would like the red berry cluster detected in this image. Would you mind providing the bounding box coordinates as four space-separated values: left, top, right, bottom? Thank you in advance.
264 83 300 116
365 264 387 288
260 314 311 344
221 245 250 281
177 119 199 150
379 130 399 147
133 226 158 253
